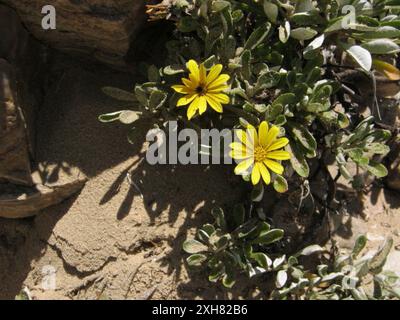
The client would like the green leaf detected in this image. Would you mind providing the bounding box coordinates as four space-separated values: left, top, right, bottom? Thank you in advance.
102 87 137 102
365 161 388 178
211 0 230 12
187 254 208 266
163 65 185 75
279 20 291 44
352 235 367 258
244 23 271 51
149 90 167 110
369 237 393 274
276 270 288 288
289 122 317 152
98 111 123 123
291 27 318 41
251 182 264 202
119 110 140 124
211 207 227 229
304 34 324 58
286 142 310 178
362 26 400 39
251 229 284 245
183 239 208 254
343 44 372 71
273 175 288 193
263 1 279 23
222 273 236 288
362 39 400 54
252 252 272 269
295 245 324 257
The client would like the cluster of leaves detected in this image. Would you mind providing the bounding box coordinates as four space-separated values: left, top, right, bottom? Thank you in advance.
271 235 400 300
182 205 285 288
183 208 400 299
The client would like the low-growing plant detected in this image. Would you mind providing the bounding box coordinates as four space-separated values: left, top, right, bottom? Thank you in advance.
270 235 400 300
100 0 400 300
183 205 284 288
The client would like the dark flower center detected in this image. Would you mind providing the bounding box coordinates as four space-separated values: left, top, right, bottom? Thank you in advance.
196 86 205 94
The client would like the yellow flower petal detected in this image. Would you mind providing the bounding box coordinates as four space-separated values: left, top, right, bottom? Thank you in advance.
266 150 291 160
265 126 280 148
230 142 251 160
234 158 254 175
209 93 230 104
207 74 230 90
182 78 196 89
206 64 223 85
229 150 251 160
171 85 191 94
235 129 254 150
263 159 284 175
258 121 269 147
247 125 259 148
258 162 271 185
205 95 223 113
197 96 207 115
187 60 200 82
199 63 207 84
177 94 197 106
267 138 289 151
207 85 229 93
187 98 199 120
251 163 261 185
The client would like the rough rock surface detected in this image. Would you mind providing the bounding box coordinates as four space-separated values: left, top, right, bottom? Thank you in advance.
0 59 33 185
1 0 148 66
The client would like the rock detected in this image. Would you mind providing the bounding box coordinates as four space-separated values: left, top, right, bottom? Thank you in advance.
0 5 46 186
0 59 33 186
2 0 148 66
0 177 87 219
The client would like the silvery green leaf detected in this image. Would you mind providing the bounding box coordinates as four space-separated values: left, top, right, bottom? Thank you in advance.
276 270 288 288
343 44 372 71
279 21 291 44
286 142 310 178
187 254 208 266
163 65 185 75
252 252 272 269
252 229 284 245
291 27 318 40
362 39 400 54
244 23 271 50
98 111 123 123
362 26 400 39
295 244 324 257
102 87 137 102
273 175 288 193
369 237 393 273
364 161 388 178
263 1 278 23
273 255 286 270
295 0 313 12
352 234 368 258
149 90 167 110
211 207 227 229
251 182 264 202
304 34 325 58
183 239 208 254
321 272 344 282
211 0 230 12
119 110 141 124
222 273 236 288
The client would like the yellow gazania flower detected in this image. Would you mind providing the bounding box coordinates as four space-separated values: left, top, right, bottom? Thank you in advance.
230 121 291 185
171 60 230 120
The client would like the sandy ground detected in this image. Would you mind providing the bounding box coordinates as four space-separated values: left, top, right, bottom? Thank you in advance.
0 56 399 300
